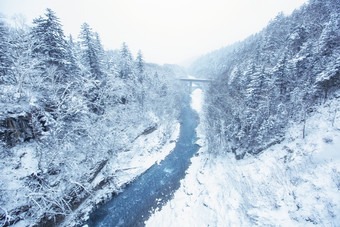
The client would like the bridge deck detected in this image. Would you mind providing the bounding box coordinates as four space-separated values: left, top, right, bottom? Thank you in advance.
179 78 211 83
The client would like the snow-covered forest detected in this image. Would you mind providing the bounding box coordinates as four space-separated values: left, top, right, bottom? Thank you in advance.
148 0 340 225
0 9 186 226
1 0 340 226
190 0 340 159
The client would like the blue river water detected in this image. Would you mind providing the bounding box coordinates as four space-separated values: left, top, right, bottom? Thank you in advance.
87 95 200 227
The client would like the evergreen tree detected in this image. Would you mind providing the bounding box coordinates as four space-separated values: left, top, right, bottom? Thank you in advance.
318 13 340 57
31 8 67 77
79 23 102 79
273 54 289 98
288 25 307 55
134 50 146 109
94 32 105 60
246 72 264 108
94 32 105 75
65 35 80 76
118 42 133 79
135 50 145 76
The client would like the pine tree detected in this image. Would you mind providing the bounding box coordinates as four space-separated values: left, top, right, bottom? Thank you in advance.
65 35 80 76
318 13 340 57
133 50 146 109
273 54 289 98
119 42 133 79
94 32 105 76
79 23 103 79
288 25 307 55
79 23 107 114
246 71 265 109
94 32 105 60
31 8 67 76
136 50 145 76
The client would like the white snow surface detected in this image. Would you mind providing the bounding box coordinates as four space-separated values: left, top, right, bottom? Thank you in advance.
146 96 340 226
0 118 180 227
60 121 180 226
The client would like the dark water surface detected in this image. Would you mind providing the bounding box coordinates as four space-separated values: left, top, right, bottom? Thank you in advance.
87 95 200 227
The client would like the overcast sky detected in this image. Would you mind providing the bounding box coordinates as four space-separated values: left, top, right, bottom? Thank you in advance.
0 0 307 65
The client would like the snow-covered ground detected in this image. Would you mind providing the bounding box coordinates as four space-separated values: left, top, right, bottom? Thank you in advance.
62 120 181 226
0 117 180 227
146 93 340 226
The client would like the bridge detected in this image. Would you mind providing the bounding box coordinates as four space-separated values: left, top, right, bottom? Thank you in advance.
178 78 212 89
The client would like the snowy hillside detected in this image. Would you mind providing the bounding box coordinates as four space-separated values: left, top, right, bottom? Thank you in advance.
1 0 339 226
147 91 340 226
0 9 186 226
147 0 340 225
191 0 340 158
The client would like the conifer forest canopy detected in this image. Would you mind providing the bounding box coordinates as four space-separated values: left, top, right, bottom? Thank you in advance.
0 0 340 226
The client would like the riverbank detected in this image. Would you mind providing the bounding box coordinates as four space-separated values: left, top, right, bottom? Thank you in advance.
60 119 180 226
0 113 180 227
146 94 340 226
86 91 201 226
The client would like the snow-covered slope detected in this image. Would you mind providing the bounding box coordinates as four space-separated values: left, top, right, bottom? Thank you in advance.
146 94 340 226
61 120 181 227
0 118 180 227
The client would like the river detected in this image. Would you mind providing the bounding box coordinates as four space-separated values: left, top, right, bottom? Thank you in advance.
87 94 200 226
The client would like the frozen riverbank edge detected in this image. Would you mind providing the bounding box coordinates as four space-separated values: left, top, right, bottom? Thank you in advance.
146 94 340 226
